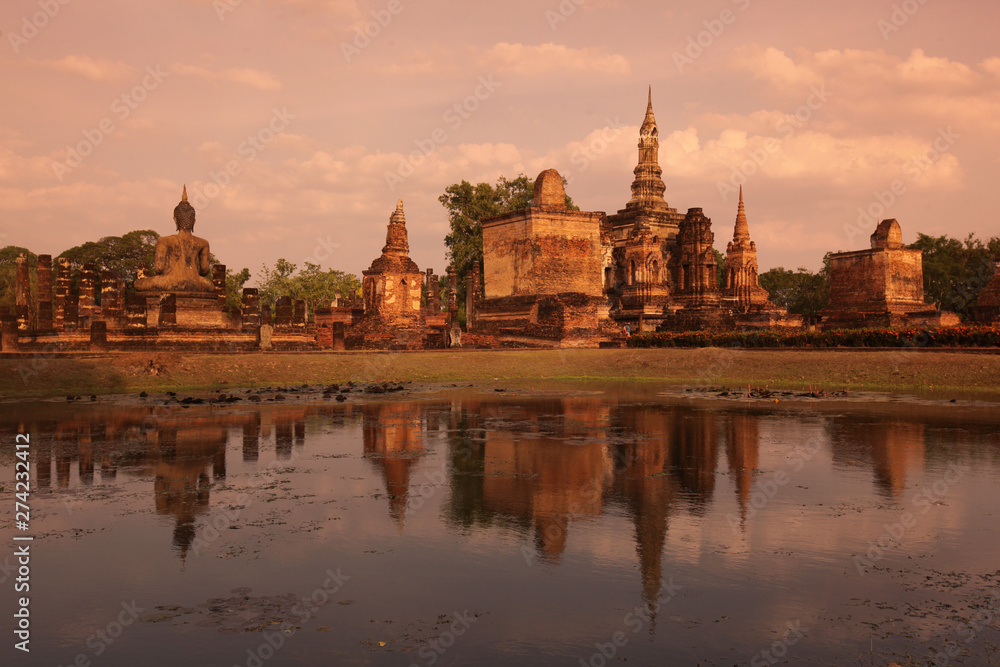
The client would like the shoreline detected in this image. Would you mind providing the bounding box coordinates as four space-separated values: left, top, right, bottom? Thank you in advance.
2 347 999 400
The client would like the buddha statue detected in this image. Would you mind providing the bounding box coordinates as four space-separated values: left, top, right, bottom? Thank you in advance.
136 186 215 293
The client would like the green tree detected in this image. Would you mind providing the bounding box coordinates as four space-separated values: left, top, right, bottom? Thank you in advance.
759 254 831 320
225 267 251 314
58 230 159 283
907 233 999 317
256 259 360 313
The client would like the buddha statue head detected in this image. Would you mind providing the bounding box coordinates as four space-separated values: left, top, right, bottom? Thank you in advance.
174 185 196 233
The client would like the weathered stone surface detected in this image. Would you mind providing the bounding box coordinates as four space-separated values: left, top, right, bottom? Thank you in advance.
242 289 261 329
722 188 779 314
136 187 215 293
532 169 567 210
822 218 934 328
348 199 427 349
90 321 108 351
482 183 605 299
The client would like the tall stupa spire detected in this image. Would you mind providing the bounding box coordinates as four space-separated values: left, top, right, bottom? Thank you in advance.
626 86 667 211
733 185 750 242
382 198 410 255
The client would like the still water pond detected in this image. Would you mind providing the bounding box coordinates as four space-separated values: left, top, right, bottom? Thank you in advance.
2 384 999 666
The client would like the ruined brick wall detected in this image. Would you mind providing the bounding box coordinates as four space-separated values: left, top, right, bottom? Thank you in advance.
827 248 925 313
482 209 605 299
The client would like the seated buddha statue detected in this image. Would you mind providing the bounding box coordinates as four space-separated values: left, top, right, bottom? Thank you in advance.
135 186 216 293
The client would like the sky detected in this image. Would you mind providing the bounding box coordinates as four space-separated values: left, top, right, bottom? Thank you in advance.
1 0 999 284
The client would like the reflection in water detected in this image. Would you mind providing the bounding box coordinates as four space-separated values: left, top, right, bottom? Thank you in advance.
831 418 926 499
3 392 999 666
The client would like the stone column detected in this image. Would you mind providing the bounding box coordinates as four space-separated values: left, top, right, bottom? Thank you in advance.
0 315 18 351
261 304 272 326
315 307 332 349
447 266 458 323
90 321 108 351
466 263 480 331
429 273 440 314
37 255 53 330
15 253 30 330
63 293 79 330
241 288 260 329
275 297 292 326
158 294 177 326
125 294 147 329
213 265 227 307
100 270 122 323
293 299 306 327
55 257 70 331
79 263 97 324
332 322 346 351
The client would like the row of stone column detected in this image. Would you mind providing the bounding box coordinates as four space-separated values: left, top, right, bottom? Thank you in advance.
239 290 310 329
11 253 229 332
422 264 479 331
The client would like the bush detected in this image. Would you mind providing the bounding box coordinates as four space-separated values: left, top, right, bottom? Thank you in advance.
627 326 1000 349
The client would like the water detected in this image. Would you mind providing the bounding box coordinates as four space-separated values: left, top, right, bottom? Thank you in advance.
1 384 999 666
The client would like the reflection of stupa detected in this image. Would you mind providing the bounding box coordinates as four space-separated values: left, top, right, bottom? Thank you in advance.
725 413 760 531
363 402 425 528
610 405 680 629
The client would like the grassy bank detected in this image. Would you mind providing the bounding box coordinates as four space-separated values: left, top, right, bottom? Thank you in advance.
1 348 999 399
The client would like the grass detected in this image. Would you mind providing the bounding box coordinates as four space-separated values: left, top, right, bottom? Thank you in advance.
2 347 999 399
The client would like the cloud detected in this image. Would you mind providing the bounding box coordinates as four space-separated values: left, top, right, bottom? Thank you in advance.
31 55 135 82
172 64 283 90
484 42 630 76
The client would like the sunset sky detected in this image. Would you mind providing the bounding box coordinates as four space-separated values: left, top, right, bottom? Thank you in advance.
2 0 998 283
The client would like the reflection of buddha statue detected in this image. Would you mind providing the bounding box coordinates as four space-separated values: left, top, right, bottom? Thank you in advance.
135 186 215 293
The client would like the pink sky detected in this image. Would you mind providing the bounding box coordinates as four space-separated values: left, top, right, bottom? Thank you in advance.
1 0 998 283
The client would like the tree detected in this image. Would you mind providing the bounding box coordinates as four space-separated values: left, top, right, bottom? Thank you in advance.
759 254 831 320
59 230 159 284
256 259 360 313
225 267 251 314
907 233 999 317
440 174 578 280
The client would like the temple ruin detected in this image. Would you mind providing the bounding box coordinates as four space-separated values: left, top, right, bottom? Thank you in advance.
821 218 956 328
0 88 968 355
